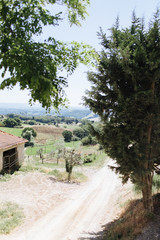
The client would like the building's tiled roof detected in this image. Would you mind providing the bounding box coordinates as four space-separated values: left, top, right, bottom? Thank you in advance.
0 130 27 150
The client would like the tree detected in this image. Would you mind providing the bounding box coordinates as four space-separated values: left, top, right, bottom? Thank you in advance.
37 148 44 164
14 117 22 126
63 148 81 181
21 127 37 138
0 0 96 109
84 11 160 212
73 127 89 139
62 130 73 142
3 117 18 127
21 127 37 146
53 139 65 164
22 130 34 147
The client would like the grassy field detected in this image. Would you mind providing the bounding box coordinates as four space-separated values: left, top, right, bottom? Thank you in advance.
0 127 23 137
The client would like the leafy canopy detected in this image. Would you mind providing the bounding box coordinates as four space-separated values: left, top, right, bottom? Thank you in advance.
0 0 96 109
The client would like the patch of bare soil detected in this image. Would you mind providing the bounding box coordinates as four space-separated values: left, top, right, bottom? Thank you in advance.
0 161 126 240
0 171 83 239
1 161 145 240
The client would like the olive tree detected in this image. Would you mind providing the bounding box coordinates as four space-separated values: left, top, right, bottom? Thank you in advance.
63 148 81 181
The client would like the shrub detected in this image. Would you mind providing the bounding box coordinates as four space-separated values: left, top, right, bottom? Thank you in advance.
73 127 89 139
28 120 37 125
81 135 97 146
72 136 80 141
83 153 96 164
62 130 73 142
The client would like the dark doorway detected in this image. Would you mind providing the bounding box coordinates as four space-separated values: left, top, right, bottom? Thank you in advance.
2 148 19 174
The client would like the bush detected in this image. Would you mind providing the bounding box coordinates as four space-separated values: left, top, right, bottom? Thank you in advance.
62 130 73 142
73 127 89 139
71 136 80 141
83 154 96 164
81 135 97 146
28 120 37 125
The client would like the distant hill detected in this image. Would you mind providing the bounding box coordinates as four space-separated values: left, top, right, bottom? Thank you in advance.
0 103 98 119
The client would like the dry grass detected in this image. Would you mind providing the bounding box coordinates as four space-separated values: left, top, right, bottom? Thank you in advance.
32 125 64 144
104 189 160 240
107 201 151 239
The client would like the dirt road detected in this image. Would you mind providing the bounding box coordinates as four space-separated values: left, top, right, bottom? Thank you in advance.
2 162 122 240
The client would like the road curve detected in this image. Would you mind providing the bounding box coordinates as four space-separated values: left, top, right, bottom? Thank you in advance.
5 161 121 240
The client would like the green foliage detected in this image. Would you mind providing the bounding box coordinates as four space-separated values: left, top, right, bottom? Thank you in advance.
48 169 65 180
19 164 40 173
21 127 37 137
152 174 160 193
62 130 73 142
0 122 4 127
3 118 19 128
63 148 82 181
83 153 96 163
71 135 80 141
0 202 24 234
28 120 36 125
84 10 160 211
81 135 97 145
73 126 89 139
53 140 65 164
22 130 34 147
0 174 12 182
21 127 37 146
48 169 87 182
13 118 21 126
0 0 98 109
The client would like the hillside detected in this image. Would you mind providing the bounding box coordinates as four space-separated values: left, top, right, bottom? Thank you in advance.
0 103 96 119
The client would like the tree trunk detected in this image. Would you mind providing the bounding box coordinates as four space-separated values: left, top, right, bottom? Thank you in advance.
141 173 153 212
68 167 73 182
68 172 71 182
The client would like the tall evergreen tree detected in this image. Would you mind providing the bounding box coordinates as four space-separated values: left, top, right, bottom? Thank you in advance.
84 11 160 212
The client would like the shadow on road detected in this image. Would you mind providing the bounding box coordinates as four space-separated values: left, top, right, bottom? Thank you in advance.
78 194 160 240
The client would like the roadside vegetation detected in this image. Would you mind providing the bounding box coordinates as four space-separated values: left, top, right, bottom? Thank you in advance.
0 202 24 234
104 179 160 240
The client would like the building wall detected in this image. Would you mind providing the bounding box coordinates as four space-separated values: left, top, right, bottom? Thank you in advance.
17 143 25 165
0 143 25 172
0 150 3 171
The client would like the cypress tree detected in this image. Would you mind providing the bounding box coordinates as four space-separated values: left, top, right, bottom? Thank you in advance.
84 10 160 212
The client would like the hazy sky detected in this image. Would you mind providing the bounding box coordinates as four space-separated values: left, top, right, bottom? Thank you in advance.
0 0 160 107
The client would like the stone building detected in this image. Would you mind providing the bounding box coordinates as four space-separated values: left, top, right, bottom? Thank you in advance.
0 130 27 174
